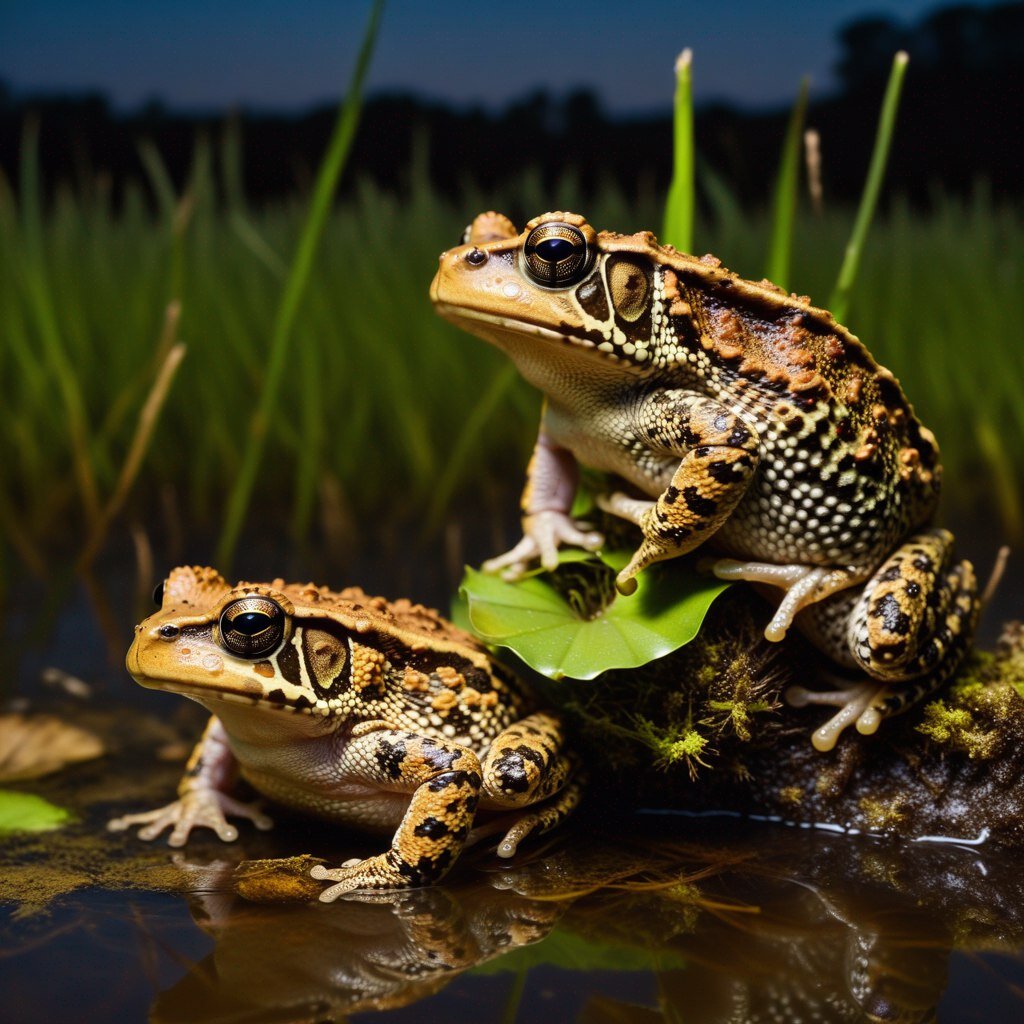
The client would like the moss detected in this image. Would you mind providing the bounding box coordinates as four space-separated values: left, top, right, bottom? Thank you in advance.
914 634 1024 760
561 593 1024 847
917 701 999 758
565 589 791 783
857 795 907 831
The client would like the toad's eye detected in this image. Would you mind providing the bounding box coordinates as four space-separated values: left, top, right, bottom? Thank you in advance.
218 596 287 659
153 580 166 607
523 223 591 287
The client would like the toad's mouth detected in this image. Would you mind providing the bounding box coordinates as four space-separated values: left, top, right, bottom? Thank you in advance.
126 643 320 715
432 303 597 353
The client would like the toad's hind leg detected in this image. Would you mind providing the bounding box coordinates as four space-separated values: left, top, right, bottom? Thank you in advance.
788 529 979 751
848 529 977 682
478 711 580 857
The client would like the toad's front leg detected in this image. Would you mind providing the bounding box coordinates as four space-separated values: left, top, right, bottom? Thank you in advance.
108 716 273 845
598 391 760 594
312 729 484 902
482 420 603 579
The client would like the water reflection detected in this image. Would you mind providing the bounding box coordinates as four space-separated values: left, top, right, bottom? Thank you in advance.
149 823 1023 1023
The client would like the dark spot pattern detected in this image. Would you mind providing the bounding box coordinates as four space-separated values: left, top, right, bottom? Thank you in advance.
276 641 302 687
420 741 462 773
393 849 453 886
427 770 481 793
492 750 532 793
413 816 450 840
873 593 911 636
375 737 407 780
574 273 609 321
683 487 718 518
707 459 741 483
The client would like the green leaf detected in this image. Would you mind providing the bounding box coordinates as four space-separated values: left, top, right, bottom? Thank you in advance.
460 551 729 681
0 790 72 833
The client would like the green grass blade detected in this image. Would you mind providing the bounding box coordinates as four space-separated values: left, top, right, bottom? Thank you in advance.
137 139 178 221
829 52 908 323
18 116 101 524
216 0 385 570
764 76 809 291
423 363 520 535
662 48 694 252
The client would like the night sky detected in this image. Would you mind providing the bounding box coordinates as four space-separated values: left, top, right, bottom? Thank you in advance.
1 0 1007 113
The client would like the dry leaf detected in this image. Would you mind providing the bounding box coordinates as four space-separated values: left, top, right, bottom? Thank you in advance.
0 713 105 782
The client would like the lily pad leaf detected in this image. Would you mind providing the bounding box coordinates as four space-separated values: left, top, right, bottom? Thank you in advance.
460 550 729 680
0 790 73 833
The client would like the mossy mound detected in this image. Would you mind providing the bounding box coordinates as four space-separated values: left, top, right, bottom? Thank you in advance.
561 593 1024 846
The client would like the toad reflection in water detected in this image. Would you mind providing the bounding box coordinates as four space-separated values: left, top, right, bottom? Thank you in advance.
150 827 1022 1023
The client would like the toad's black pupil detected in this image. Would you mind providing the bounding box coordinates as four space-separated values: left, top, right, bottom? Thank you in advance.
536 237 576 263
232 611 272 635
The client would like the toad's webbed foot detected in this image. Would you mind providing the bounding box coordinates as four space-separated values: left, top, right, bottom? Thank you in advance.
107 790 273 846
482 510 603 579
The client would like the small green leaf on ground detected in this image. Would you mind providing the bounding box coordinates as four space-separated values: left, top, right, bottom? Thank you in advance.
0 790 73 834
460 550 730 680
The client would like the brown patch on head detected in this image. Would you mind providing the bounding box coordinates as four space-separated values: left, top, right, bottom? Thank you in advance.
607 255 651 322
436 665 466 690
663 268 691 317
253 661 275 678
431 689 458 713
465 211 518 245
164 566 231 611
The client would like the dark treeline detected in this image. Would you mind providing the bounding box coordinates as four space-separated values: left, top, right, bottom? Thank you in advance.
1 2 1021 211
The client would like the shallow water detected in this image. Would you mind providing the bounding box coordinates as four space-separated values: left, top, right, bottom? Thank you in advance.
5 797 1024 1022
4 521 1023 1023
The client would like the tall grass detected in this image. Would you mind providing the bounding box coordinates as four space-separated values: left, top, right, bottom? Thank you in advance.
216 0 384 571
1 100 1022 590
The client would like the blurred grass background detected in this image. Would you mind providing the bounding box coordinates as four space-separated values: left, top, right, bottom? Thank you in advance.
1 21 1022 607
2 139 1022 584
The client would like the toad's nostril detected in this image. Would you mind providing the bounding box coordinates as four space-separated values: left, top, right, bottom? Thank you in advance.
465 248 488 266
158 624 180 640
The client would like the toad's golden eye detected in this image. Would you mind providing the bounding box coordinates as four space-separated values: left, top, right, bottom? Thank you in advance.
523 223 592 287
218 596 286 659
